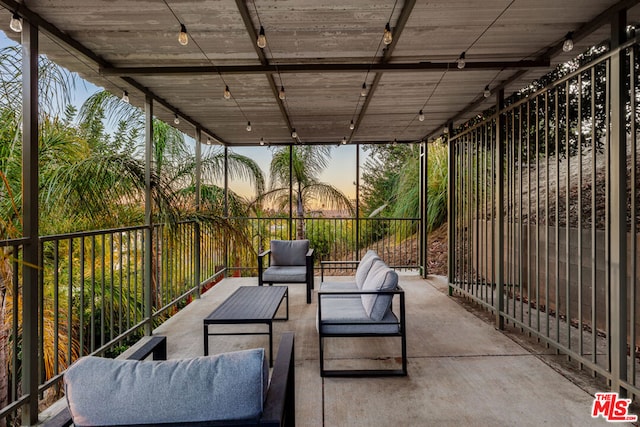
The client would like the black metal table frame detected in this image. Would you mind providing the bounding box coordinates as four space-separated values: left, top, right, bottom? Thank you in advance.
203 286 289 366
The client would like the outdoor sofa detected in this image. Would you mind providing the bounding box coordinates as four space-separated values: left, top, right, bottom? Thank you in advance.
317 250 407 377
43 333 295 427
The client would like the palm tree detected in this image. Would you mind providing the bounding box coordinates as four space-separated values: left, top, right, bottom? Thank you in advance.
260 145 354 239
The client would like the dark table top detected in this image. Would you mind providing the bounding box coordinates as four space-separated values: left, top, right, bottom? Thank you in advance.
204 286 288 323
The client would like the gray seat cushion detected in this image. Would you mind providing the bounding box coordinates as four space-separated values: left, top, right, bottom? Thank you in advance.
319 281 358 293
361 261 398 321
64 349 268 426
262 265 307 283
317 296 400 334
270 239 309 266
354 250 381 289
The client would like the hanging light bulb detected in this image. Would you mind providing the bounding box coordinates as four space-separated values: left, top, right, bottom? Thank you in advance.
443 127 449 134
9 12 22 33
178 24 189 46
349 120 355 130
360 82 367 97
393 138 398 146
483 85 491 98
174 114 180 125
122 91 130 103
279 86 286 100
562 32 574 52
246 121 252 132
456 52 466 69
383 22 393 45
259 137 265 146
418 110 425 122
257 26 267 49
206 138 212 145
223 85 231 100
341 137 347 145
291 128 298 138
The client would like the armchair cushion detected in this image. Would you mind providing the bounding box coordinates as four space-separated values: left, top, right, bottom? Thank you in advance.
64 348 268 426
262 265 307 283
354 250 382 289
270 239 310 266
318 296 400 334
361 261 398 321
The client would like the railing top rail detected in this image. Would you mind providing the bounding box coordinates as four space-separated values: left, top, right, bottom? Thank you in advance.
39 224 150 242
0 237 29 247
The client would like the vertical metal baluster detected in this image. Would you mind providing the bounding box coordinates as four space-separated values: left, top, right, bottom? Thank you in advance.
629 45 637 390
53 241 59 377
605 59 611 373
536 95 541 337
90 235 96 352
555 87 561 348
545 90 550 341
591 66 598 370
577 72 584 363
67 239 73 363
12 248 18 403
79 237 85 355
110 233 114 341
527 100 532 331
565 79 572 352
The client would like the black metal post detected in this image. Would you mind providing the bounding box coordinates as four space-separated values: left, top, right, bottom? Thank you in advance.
355 143 360 257
21 20 39 426
495 89 505 330
144 95 153 335
289 144 293 240
446 122 455 296
609 8 629 396
194 127 202 298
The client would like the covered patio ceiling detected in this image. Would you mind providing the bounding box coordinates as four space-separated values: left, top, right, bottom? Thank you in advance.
0 0 639 146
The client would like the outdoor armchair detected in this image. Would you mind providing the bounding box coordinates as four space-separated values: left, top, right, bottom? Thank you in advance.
258 239 314 304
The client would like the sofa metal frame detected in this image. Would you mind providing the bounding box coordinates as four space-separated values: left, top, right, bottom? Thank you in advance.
317 287 407 377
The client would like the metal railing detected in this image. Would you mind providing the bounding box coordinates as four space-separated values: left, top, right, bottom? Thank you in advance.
449 41 640 398
0 215 419 423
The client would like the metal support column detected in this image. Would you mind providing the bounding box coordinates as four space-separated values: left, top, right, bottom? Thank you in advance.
289 144 294 240
609 9 628 395
21 20 39 426
447 122 455 296
194 128 202 298
144 95 153 335
355 143 360 257
224 146 229 274
495 89 505 330
419 141 428 278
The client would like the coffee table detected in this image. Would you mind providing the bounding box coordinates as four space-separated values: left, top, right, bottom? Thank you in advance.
203 286 288 366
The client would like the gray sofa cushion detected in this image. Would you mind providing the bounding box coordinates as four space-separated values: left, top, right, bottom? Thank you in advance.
64 348 268 426
354 250 381 289
270 239 309 266
262 265 307 283
317 296 400 334
361 261 398 321
319 280 358 293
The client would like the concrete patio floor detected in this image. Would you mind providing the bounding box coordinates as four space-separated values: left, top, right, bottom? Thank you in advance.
153 273 631 427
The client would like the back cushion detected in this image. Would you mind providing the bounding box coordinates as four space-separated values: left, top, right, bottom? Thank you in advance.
271 239 309 266
355 250 381 289
64 348 268 426
361 261 398 321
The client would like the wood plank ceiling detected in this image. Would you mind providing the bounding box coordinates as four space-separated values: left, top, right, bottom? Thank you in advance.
0 0 639 146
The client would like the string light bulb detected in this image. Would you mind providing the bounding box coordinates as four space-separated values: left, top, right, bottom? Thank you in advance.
383 22 393 45
206 138 212 145
483 85 491 98
291 128 298 138
393 138 398 146
246 121 252 132
562 32 574 52
174 114 180 125
279 86 286 100
456 52 466 69
360 82 367 97
224 85 231 100
418 110 425 122
259 137 265 146
9 12 22 33
443 127 449 134
257 26 267 49
178 24 189 46
122 91 129 103
349 120 355 130
342 137 347 145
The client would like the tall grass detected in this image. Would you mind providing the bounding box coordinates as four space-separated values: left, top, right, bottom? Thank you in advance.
425 142 448 232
